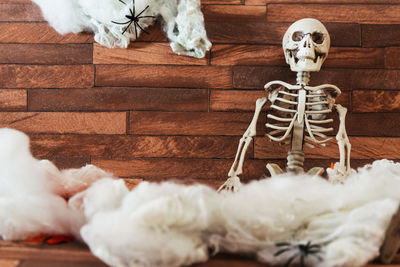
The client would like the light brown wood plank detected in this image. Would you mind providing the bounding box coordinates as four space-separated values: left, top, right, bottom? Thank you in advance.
0 65 94 88
255 137 400 159
0 259 20 267
266 4 400 24
0 23 93 43
95 65 232 89
28 88 208 112
30 135 248 159
94 43 208 65
386 47 400 69
247 0 400 4
353 90 400 113
202 0 242 4
0 89 26 111
0 3 42 21
129 111 266 135
362 25 400 47
0 44 92 64
203 5 266 21
0 112 126 134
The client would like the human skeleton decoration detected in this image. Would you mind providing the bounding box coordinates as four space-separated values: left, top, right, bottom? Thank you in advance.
219 18 352 192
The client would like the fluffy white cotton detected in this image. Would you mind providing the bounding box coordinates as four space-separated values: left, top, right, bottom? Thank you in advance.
0 128 111 240
32 0 212 58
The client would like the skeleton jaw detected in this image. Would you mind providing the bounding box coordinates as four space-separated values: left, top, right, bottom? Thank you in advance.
287 51 325 72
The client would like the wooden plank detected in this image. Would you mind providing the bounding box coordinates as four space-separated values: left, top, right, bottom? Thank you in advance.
353 70 400 90
202 0 242 4
0 89 26 111
0 65 94 88
95 65 232 89
362 25 400 47
206 22 360 46
203 5 266 22
129 111 266 136
247 0 400 4
266 4 400 24
0 44 92 64
346 113 400 137
0 23 93 43
42 157 91 170
94 43 207 65
0 3 43 21
325 47 384 69
0 259 19 267
233 67 353 90
134 22 166 42
211 90 350 111
91 158 267 180
30 135 248 159
0 112 126 134
28 88 208 112
255 137 400 159
353 90 400 113
386 47 400 69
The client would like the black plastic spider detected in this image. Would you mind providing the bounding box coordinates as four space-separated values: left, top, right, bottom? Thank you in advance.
111 0 155 38
274 241 323 267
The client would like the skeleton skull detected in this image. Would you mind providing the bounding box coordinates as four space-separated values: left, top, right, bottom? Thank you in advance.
283 18 330 72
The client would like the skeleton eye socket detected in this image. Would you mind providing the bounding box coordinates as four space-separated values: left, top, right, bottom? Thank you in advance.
292 31 305 42
311 32 324 44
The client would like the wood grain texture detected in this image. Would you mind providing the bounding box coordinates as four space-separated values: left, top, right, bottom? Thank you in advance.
30 135 248 159
346 113 400 137
203 5 266 22
266 4 400 24
130 111 266 136
206 22 360 46
255 137 400 159
95 65 232 89
28 88 208 112
94 43 208 65
0 65 94 88
0 89 26 111
0 44 92 64
0 23 93 43
362 25 400 47
386 47 400 69
0 3 42 21
202 0 242 4
0 112 126 134
353 70 400 90
247 0 400 4
0 259 20 267
353 90 400 113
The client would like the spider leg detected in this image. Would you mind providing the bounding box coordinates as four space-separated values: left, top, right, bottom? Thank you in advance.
276 242 292 247
137 15 156 19
133 22 138 39
132 0 135 17
122 21 133 35
300 252 305 267
111 20 131 25
135 22 149 35
136 5 150 17
274 247 292 257
117 0 126 5
283 253 299 267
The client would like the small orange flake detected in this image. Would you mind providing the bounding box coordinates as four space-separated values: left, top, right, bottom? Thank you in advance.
46 235 75 244
330 162 334 169
26 235 51 243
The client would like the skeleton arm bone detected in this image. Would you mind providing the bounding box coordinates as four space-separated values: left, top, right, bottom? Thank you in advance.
218 97 268 192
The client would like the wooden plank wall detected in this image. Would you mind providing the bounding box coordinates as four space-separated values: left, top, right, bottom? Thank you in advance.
0 0 399 186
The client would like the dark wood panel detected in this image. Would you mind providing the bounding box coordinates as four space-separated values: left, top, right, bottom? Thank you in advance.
255 137 400 159
30 135 248 159
247 0 400 4
203 5 266 22
353 90 400 112
94 43 208 65
325 47 384 69
362 25 400 47
347 113 400 137
0 112 126 134
0 23 93 43
129 111 266 135
266 4 400 24
95 65 232 89
202 0 242 4
28 88 208 112
206 22 360 46
44 157 91 170
353 70 400 90
0 65 94 88
0 44 92 64
0 3 42 21
0 89 26 111
386 47 400 69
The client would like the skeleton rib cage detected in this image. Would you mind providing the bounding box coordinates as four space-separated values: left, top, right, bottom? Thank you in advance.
265 82 341 148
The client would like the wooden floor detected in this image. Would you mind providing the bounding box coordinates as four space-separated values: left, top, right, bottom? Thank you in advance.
0 240 399 267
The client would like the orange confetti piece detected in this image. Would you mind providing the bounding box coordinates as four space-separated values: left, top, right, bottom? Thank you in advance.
330 162 334 169
26 235 51 243
46 235 75 244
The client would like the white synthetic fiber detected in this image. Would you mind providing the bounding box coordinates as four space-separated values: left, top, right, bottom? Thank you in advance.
0 128 112 240
31 0 211 58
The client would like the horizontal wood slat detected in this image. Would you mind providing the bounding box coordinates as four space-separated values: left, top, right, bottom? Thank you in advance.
255 137 400 159
346 113 400 137
362 25 400 47
0 23 93 43
0 112 126 134
247 0 400 4
266 4 400 24
0 3 42 21
129 111 266 136
0 65 94 88
95 65 232 89
0 89 26 111
203 5 266 22
0 44 92 64
386 47 400 69
94 43 208 65
28 88 208 112
352 90 400 113
30 135 248 159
